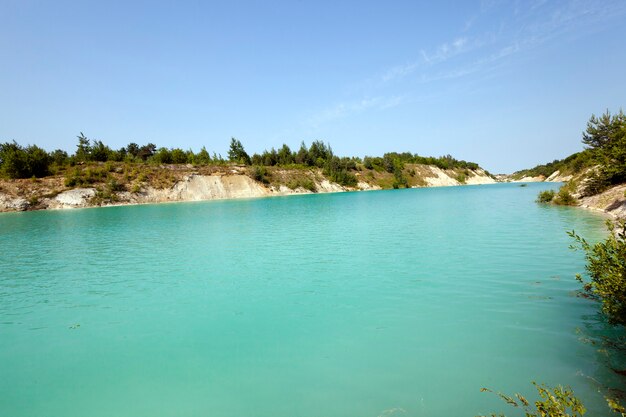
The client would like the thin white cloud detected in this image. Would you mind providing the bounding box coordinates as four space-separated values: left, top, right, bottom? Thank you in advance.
306 96 404 129
381 62 419 82
302 0 626 131
420 36 471 65
381 36 476 83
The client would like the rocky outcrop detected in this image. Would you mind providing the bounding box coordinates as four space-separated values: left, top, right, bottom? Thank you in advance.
423 167 496 187
545 170 573 182
579 184 626 219
47 188 97 209
0 193 30 211
169 175 268 201
464 169 497 185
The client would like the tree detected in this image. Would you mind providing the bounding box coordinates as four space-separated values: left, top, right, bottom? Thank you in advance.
170 148 188 164
308 140 332 167
0 141 51 178
25 144 52 177
126 143 140 158
50 149 69 166
153 147 173 164
295 141 311 165
0 141 29 178
277 144 294 165
582 110 626 187
227 138 251 165
137 143 156 161
195 146 211 165
569 220 626 326
75 132 91 162
90 140 111 162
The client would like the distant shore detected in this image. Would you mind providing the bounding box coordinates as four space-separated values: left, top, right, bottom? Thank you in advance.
0 163 497 213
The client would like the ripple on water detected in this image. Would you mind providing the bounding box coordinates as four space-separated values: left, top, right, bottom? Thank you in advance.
0 183 619 417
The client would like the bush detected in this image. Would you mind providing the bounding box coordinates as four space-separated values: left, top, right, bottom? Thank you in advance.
64 166 109 187
536 190 555 203
252 166 270 184
0 142 51 178
478 383 586 417
287 178 317 192
582 170 610 197
553 188 577 205
569 220 626 326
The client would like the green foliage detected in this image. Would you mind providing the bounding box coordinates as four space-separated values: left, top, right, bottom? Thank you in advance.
324 156 357 187
478 383 586 417
75 132 91 162
524 110 626 196
171 148 188 164
251 165 270 184
569 220 626 326
153 147 173 164
126 143 140 158
64 166 110 187
194 146 211 165
372 152 480 172
228 138 251 165
536 189 556 203
553 188 577 206
606 397 626 415
582 170 611 197
1 133 484 190
277 144 294 165
90 140 111 162
137 143 156 161
287 177 317 192
582 110 626 188
512 151 593 180
50 149 69 166
0 141 51 178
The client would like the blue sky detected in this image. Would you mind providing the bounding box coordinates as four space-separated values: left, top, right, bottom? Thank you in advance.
1 0 625 173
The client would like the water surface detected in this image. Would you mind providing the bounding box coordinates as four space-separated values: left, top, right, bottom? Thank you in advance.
0 183 619 416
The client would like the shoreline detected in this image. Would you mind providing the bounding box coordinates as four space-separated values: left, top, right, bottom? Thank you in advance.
0 179 500 214
0 166 498 213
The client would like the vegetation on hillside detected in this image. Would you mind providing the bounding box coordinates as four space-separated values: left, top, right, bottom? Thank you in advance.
534 110 626 205
512 150 593 180
0 134 485 191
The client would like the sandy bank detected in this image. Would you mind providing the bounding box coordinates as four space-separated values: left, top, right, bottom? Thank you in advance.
0 166 497 213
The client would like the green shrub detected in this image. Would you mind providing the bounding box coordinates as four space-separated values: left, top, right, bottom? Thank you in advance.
287 178 317 192
251 166 270 184
569 220 626 326
478 383 586 417
0 142 52 178
582 170 610 197
554 188 577 205
536 190 555 203
64 166 110 187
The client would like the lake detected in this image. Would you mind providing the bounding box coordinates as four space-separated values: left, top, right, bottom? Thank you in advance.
0 182 621 416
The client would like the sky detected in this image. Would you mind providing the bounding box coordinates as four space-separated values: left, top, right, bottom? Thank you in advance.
1 0 625 173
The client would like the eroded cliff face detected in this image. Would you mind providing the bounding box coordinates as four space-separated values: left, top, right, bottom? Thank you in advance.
579 184 626 218
503 169 574 183
0 166 497 213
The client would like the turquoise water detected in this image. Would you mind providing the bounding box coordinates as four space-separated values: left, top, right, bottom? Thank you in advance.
0 183 621 417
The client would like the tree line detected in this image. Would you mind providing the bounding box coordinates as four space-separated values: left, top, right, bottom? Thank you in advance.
0 133 482 185
520 110 626 197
